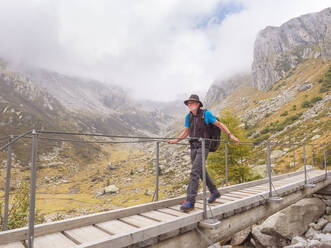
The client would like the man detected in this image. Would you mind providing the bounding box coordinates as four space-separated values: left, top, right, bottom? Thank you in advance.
168 94 239 212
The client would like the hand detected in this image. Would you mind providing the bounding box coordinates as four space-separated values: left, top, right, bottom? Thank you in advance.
229 134 239 145
168 139 178 144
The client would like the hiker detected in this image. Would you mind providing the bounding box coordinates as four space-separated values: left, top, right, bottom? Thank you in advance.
168 94 239 212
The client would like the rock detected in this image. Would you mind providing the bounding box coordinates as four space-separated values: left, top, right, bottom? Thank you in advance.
298 83 313 92
252 8 331 91
108 162 116 170
326 207 331 215
312 233 331 243
305 227 320 239
311 135 321 141
325 215 331 222
291 236 308 245
270 150 284 161
322 199 331 207
322 223 331 234
144 189 154 196
261 198 326 239
252 225 288 248
230 227 251 245
136 167 144 173
103 185 119 194
309 217 328 230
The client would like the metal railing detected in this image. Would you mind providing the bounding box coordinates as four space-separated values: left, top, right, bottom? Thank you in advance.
0 129 329 248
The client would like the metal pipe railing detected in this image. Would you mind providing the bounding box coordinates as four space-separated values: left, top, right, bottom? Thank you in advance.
28 130 38 248
3 135 13 231
155 141 160 202
201 138 207 219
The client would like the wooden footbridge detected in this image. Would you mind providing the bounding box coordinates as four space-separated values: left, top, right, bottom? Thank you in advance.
1 169 330 248
0 130 329 248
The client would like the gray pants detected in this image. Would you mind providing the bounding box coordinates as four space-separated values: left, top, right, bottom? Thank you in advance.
186 147 218 204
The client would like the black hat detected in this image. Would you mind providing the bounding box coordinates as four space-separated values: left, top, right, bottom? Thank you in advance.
184 94 203 107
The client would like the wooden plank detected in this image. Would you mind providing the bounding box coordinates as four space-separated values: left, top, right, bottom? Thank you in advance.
33 233 76 248
221 195 244 200
0 242 25 248
215 198 234 204
237 189 263 194
157 208 187 217
120 215 160 228
63 225 111 244
95 220 137 235
140 211 177 222
229 192 254 197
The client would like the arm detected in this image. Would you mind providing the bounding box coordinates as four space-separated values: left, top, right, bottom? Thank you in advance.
213 120 239 145
168 127 189 144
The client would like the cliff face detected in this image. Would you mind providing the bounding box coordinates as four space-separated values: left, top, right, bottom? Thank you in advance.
252 8 331 91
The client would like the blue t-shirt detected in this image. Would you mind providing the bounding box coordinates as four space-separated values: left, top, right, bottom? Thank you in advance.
184 110 217 127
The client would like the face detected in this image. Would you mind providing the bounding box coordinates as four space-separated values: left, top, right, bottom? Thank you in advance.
187 101 200 112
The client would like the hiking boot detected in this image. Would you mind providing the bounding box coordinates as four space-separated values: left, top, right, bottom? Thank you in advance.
208 192 221 203
180 200 195 212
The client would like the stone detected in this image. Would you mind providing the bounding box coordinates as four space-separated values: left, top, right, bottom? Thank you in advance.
230 227 251 245
322 199 331 207
108 162 116 170
311 135 321 141
261 198 326 239
298 83 313 92
103 185 119 194
326 207 331 215
325 215 331 222
305 227 320 239
322 223 331 234
312 233 331 243
291 236 308 245
144 189 155 196
252 225 288 248
309 217 328 231
136 167 144 173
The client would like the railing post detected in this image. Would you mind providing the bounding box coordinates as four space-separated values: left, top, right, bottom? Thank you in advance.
310 144 314 168
323 144 327 179
225 142 228 187
3 135 13 231
292 144 296 171
201 138 207 219
267 142 272 198
303 143 307 185
155 141 159 202
28 130 38 248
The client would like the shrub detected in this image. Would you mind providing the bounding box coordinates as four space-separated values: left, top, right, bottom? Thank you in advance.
301 100 312 108
311 96 322 103
280 111 288 116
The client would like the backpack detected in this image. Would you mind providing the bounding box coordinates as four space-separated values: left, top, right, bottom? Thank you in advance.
188 109 221 152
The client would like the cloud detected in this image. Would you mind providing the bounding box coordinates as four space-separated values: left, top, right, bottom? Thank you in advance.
0 0 330 101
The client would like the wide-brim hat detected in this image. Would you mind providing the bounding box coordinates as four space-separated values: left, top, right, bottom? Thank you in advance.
184 94 203 107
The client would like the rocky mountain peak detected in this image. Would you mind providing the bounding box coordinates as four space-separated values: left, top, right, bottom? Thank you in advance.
252 7 331 91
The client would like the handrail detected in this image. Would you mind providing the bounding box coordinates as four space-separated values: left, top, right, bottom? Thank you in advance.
0 130 33 152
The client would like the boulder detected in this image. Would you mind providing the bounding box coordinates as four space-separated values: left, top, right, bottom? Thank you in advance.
230 227 251 246
312 233 331 243
252 225 288 248
261 198 326 239
305 227 320 239
322 223 331 234
104 185 119 194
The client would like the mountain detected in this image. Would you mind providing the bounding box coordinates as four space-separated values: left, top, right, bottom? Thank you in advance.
252 7 331 91
0 61 183 138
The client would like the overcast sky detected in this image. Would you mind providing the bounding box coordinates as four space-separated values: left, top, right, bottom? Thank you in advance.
0 0 330 101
